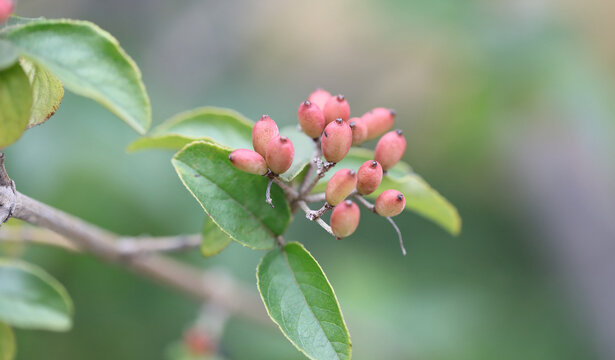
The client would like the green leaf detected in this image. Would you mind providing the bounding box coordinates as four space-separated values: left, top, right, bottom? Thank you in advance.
314 148 461 235
4 19 151 134
278 126 315 182
0 63 32 148
200 217 232 257
0 323 16 360
128 107 253 152
19 58 64 128
172 141 290 250
0 40 18 70
257 242 351 360
0 258 73 331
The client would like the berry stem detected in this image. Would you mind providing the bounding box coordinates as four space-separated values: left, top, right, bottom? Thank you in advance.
386 217 406 256
304 192 326 203
353 193 375 212
305 203 333 221
265 178 274 208
297 200 336 238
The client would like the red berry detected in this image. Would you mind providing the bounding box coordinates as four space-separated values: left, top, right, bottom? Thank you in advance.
307 88 331 110
356 160 383 195
374 190 405 217
252 114 279 157
0 0 13 23
323 94 350 124
349 117 368 146
330 200 360 239
374 129 406 171
228 149 268 175
325 169 357 206
266 136 294 174
362 107 396 141
297 100 326 138
321 119 352 163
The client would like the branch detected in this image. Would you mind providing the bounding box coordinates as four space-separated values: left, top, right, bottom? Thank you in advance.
297 200 336 238
304 192 326 203
353 193 375 212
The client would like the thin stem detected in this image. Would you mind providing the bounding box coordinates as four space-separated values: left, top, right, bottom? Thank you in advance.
305 203 333 221
271 177 298 199
297 200 336 238
386 216 406 256
304 192 326 203
353 193 375 212
265 178 274 208
299 139 322 195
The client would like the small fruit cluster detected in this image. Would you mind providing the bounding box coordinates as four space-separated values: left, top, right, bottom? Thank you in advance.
229 88 409 251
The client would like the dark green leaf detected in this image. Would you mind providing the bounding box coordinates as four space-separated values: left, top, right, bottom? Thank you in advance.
0 40 17 70
0 63 32 148
278 126 315 182
5 19 151 133
313 148 461 235
173 141 290 250
0 259 73 331
257 242 351 360
200 217 232 257
0 323 16 360
128 107 253 152
20 58 64 128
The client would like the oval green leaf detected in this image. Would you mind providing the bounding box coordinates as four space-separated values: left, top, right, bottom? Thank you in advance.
128 107 253 152
0 323 16 360
5 19 151 134
172 141 290 250
19 58 64 128
278 126 315 182
0 258 73 331
200 217 232 257
0 63 32 148
313 148 461 235
257 242 351 360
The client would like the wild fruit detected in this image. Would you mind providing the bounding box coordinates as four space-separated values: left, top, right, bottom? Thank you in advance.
362 107 395 140
323 94 350 124
307 88 331 110
297 100 326 138
228 149 268 175
252 114 279 157
330 200 360 239
265 136 294 174
349 117 368 146
374 190 405 217
356 160 383 195
374 129 406 171
321 118 352 163
325 169 357 206
0 0 13 23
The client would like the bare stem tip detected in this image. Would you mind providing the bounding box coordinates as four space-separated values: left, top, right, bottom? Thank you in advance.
387 217 406 256
265 178 275 208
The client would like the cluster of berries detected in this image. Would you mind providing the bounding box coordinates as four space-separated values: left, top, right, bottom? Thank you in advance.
229 88 408 246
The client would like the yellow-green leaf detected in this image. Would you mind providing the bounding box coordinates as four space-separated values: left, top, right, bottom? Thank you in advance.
0 63 32 148
19 58 64 128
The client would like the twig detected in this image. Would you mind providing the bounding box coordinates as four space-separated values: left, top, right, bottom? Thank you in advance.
299 139 322 195
271 177 298 199
304 192 326 203
265 178 274 208
353 193 375 212
305 203 333 221
297 200 336 238
387 217 407 256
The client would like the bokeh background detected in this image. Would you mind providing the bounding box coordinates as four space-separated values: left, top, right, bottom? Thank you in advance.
2 0 615 359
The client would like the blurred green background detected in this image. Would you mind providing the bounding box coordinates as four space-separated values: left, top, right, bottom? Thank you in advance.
3 0 615 359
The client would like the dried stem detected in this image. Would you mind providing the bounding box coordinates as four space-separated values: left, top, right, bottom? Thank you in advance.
297 200 336 238
265 178 274 208
387 216 407 256
305 203 333 221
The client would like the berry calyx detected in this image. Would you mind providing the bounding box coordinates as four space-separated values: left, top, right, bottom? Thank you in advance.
228 149 268 175
349 117 368 146
265 135 294 175
325 169 357 206
374 190 405 217
323 94 350 124
252 114 279 157
362 107 396 140
330 200 360 239
374 129 406 171
0 0 13 23
356 160 383 195
307 88 332 110
321 118 352 163
297 100 326 138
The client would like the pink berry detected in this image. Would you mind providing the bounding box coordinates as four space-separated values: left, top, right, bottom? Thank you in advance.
374 190 405 217
0 0 13 23
321 118 352 163
374 129 406 171
228 149 268 175
265 136 294 175
356 160 383 195
252 114 279 158
325 169 357 206
297 100 326 138
307 88 331 110
349 117 368 146
330 200 360 239
323 94 350 124
362 107 396 141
